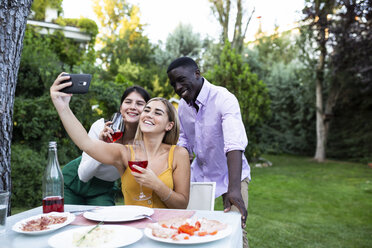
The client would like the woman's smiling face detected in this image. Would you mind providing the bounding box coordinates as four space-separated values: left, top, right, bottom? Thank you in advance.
139 100 173 134
120 91 147 124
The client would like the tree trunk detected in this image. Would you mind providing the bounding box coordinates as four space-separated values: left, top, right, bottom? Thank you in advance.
231 0 254 53
314 76 327 162
210 0 230 43
314 12 328 162
232 0 242 52
0 0 33 215
210 0 254 52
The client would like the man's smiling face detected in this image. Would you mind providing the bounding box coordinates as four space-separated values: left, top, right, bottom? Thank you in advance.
168 66 202 105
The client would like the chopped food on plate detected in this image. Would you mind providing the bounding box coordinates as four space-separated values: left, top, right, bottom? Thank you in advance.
148 217 227 241
73 226 115 247
21 215 67 231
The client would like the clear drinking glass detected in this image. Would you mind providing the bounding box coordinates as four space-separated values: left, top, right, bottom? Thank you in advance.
0 191 9 234
128 140 151 201
106 112 124 143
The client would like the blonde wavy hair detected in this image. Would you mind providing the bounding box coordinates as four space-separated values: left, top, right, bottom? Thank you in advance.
135 97 180 145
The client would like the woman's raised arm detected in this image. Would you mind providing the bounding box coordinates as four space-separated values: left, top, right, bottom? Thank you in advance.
50 73 127 173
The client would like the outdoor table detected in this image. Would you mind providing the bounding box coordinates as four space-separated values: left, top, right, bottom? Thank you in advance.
0 204 242 248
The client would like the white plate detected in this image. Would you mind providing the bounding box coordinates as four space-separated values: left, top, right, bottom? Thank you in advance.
83 205 154 222
48 225 143 248
12 212 75 235
144 224 232 245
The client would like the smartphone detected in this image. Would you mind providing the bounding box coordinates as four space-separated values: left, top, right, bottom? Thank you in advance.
60 73 92 94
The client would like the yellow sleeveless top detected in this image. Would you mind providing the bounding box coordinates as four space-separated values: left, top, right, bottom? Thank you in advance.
121 145 176 208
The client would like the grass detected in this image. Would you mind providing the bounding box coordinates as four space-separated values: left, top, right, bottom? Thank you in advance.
214 154 372 248
11 207 28 215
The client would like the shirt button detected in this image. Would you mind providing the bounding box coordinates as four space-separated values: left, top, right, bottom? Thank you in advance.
147 200 152 205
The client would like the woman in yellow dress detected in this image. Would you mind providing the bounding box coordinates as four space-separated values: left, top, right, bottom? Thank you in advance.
50 73 190 209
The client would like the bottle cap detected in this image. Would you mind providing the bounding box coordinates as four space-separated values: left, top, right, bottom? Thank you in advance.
48 141 57 148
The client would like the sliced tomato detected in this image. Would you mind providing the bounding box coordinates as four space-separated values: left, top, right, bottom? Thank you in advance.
178 224 197 236
195 221 201 230
198 231 208 236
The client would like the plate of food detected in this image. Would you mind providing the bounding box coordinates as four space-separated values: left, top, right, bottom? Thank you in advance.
12 212 75 235
83 205 154 222
144 217 232 244
48 224 143 248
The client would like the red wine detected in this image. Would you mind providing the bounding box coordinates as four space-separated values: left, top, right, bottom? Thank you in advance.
112 131 123 142
128 161 148 173
106 131 123 143
43 196 64 213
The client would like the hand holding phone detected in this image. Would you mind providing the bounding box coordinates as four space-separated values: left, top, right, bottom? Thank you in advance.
60 73 92 94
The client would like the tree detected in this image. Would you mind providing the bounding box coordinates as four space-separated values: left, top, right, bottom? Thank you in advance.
154 23 203 67
303 0 336 162
93 0 153 80
209 0 255 53
0 0 33 214
205 41 271 159
325 0 372 162
303 0 371 162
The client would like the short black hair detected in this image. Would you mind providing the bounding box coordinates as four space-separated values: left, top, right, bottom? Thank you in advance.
167 57 199 73
120 85 151 107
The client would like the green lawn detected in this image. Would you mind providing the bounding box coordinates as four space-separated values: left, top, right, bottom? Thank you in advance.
214 154 372 248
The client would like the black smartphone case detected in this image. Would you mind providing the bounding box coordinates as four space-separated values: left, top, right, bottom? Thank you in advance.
60 74 92 94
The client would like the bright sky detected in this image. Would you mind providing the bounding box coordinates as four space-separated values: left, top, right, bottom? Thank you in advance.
62 0 304 43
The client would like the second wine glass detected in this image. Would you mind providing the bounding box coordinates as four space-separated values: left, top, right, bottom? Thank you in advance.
106 112 124 143
128 140 151 201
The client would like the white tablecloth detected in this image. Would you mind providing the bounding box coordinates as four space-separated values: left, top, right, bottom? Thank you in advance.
0 204 242 248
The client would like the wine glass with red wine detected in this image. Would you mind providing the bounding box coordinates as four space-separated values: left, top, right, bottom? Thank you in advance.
128 140 151 201
106 112 124 143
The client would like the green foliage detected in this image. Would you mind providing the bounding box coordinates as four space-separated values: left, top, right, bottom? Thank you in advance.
25 19 97 68
200 39 224 73
12 23 127 206
248 30 299 72
11 144 45 208
205 41 271 160
245 30 317 156
154 23 203 67
30 0 63 21
324 0 372 163
13 26 105 166
327 83 372 163
93 1 154 81
53 17 98 66
90 76 130 117
54 17 99 37
99 32 154 80
28 0 99 67
16 28 62 98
